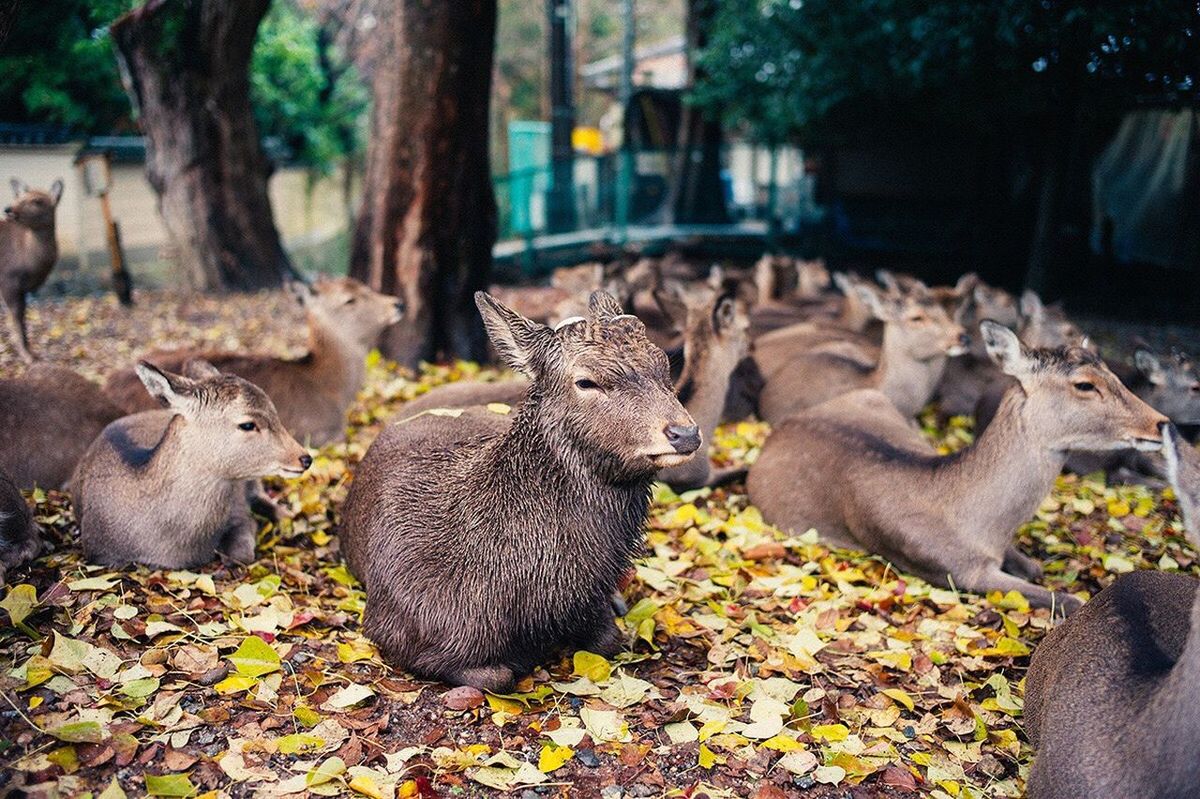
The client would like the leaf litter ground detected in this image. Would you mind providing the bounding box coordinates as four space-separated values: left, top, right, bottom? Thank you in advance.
0 291 1196 798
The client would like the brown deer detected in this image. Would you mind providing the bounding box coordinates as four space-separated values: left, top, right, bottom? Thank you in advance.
73 361 311 569
757 282 968 422
748 322 1167 611
397 282 750 490
0 365 125 489
1023 423 1200 799
934 279 1023 417
105 277 402 446
0 468 41 586
338 291 699 692
1 179 63 363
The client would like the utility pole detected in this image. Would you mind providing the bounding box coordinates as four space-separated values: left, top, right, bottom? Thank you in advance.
547 0 577 232
614 0 635 242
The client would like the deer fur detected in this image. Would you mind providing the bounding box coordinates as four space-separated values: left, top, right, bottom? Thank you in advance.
1 178 63 363
934 280 1024 418
74 361 311 569
0 469 41 586
338 291 699 692
757 282 968 422
748 322 1168 611
0 365 125 489
105 277 402 445
1023 423 1200 799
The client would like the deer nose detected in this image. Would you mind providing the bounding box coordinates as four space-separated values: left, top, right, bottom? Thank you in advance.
958 333 971 348
298 453 313 470
664 423 701 455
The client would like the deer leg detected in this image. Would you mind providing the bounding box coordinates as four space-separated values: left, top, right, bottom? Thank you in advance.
584 601 626 657
1 289 32 363
1002 546 1044 581
958 566 1082 615
439 664 516 693
219 509 259 565
244 479 284 521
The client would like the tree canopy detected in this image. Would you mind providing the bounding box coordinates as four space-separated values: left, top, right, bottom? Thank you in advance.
693 0 1200 145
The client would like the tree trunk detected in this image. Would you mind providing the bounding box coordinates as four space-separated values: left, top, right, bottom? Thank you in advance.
111 0 293 292
349 0 498 367
666 0 730 225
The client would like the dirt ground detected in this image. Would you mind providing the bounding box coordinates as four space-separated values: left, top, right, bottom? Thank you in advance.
0 288 1196 798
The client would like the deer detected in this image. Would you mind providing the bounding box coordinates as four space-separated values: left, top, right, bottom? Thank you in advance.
1 179 63 363
105 276 402 446
73 360 311 569
396 283 750 490
1022 423 1200 799
757 281 968 423
0 469 41 586
934 279 1024 418
747 322 1168 611
338 291 700 692
0 365 125 490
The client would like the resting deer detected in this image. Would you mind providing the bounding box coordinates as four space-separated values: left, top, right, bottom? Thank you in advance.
74 361 311 569
105 277 402 445
748 322 1167 611
1023 423 1200 799
398 283 750 490
338 291 699 692
0 365 125 489
935 279 1023 418
0 469 41 586
757 281 968 422
1 178 63 363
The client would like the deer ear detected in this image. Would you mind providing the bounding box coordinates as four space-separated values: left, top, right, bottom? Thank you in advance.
954 272 981 296
182 358 221 380
858 283 898 321
1135 350 1166 385
135 361 196 409
713 294 738 333
286 278 316 306
652 282 689 328
587 290 625 321
1019 290 1044 323
10 178 25 199
48 179 63 205
475 291 549 377
981 321 1033 377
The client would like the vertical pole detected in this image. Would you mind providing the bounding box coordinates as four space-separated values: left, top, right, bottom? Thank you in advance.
547 0 577 233
614 0 635 243
766 144 780 251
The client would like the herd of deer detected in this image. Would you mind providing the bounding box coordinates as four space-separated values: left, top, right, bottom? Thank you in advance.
3 179 1200 794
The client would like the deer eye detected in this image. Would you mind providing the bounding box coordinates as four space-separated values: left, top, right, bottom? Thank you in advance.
1073 381 1096 393
238 421 259 432
344 297 357 305
574 378 601 392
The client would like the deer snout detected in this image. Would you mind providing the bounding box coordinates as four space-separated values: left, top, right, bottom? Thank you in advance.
390 300 405 323
299 453 313 470
664 423 702 455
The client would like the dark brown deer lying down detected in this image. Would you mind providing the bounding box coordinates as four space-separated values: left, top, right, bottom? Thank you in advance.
0 364 125 489
398 282 750 490
1023 424 1200 799
0 468 41 586
1 179 63 363
757 281 968 423
105 277 402 446
748 322 1167 611
74 361 311 569
338 291 699 692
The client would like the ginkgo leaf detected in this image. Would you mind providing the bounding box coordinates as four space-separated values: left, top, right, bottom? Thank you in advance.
228 636 281 678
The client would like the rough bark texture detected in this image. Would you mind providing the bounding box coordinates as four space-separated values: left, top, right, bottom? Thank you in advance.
349 0 497 368
111 0 293 292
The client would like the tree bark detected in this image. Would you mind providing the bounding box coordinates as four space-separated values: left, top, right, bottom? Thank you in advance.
349 0 498 367
111 0 293 292
666 0 730 225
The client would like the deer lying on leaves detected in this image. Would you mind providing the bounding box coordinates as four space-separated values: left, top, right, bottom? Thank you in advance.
1 179 63 363
1023 423 1200 799
105 277 402 446
748 322 1167 611
0 468 41 586
0 365 124 490
338 291 699 692
74 361 311 569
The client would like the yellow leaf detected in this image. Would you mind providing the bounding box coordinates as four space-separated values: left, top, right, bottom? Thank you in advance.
760 734 806 752
697 719 726 741
348 775 384 799
228 636 281 678
572 651 611 682
811 723 849 742
882 688 915 712
214 674 258 695
866 650 912 671
537 743 574 772
337 640 377 663
698 743 723 769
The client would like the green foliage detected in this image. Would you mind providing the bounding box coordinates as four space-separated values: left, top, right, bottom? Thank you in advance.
0 0 135 132
250 0 368 173
694 0 1200 145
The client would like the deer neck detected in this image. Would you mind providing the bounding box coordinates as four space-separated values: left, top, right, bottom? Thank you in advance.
872 325 947 417
9 220 57 272
934 387 1066 551
675 333 738 447
306 316 368 406
133 415 228 494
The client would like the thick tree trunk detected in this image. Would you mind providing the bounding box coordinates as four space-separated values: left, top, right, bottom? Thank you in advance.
349 0 497 367
112 0 293 292
666 0 730 225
